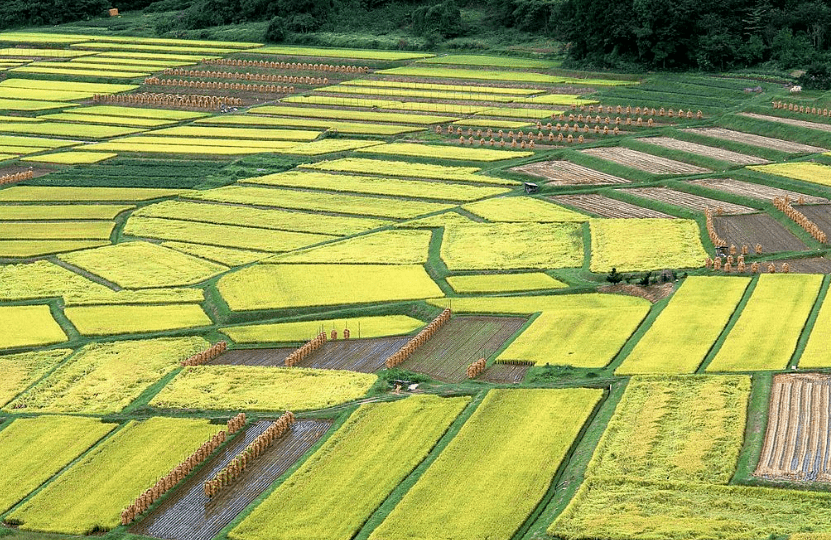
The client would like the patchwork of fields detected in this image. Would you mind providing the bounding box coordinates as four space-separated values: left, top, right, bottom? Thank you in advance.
3 28 831 540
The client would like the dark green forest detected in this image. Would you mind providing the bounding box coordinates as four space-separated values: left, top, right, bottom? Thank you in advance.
3 0 831 75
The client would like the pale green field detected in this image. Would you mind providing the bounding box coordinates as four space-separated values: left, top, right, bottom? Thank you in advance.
446 273 566 293
0 349 71 407
65 304 212 335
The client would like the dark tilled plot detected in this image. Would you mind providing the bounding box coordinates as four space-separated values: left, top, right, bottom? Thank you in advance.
399 316 527 383
795 205 831 240
713 214 807 252
209 348 293 366
772 257 831 273
132 419 332 540
212 337 412 372
477 363 530 384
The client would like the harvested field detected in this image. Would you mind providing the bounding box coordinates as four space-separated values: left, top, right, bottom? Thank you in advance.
755 373 831 482
551 194 673 218
580 147 711 175
131 420 331 540
682 127 826 154
511 160 629 186
688 178 828 204
476 363 530 384
739 113 831 134
621 187 756 214
795 205 831 236
637 136 769 165
760 257 831 273
399 316 527 382
212 337 410 372
712 214 807 252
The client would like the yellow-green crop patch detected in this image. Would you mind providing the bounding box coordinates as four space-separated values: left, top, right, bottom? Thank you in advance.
222 314 424 343
0 305 66 349
0 121 144 139
58 242 228 288
0 349 71 407
0 221 114 240
0 47 93 57
162 242 267 266
441 222 584 270
799 293 831 368
5 336 209 414
282 95 403 108
185 185 454 219
429 292 646 315
617 277 751 375
749 162 831 187
477 107 561 118
218 263 443 310
0 87 96 101
274 230 432 264
0 240 109 258
590 218 708 272
0 78 137 94
397 210 477 228
65 304 212 335
379 66 565 83
149 365 377 411
370 389 602 540
463 197 588 222
94 51 217 61
356 142 533 161
303 157 515 185
70 56 189 67
498 302 650 367
134 200 388 236
382 101 486 114
255 45 432 60
0 416 117 514
69 42 245 54
0 98 76 111
0 204 131 221
707 274 823 372
12 66 151 78
0 186 182 202
87 140 292 156
22 151 117 164
7 417 222 535
150 125 321 141
230 395 468 540
200 114 421 135
77 105 207 120
0 135 79 148
515 94 599 105
342 79 539 95
241 170 510 201
250 105 456 125
318 84 517 102
38 112 176 127
63 287 205 307
418 54 558 68
281 139 383 155
446 273 567 293
124 216 335 252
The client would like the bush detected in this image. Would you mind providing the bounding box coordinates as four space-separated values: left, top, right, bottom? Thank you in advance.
265 15 288 42
606 267 623 284
798 62 831 90
0 0 109 30
411 0 464 38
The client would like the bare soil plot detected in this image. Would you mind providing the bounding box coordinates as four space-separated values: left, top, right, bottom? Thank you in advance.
131 419 332 540
795 205 831 238
552 194 674 219
580 147 710 175
756 373 831 482
511 160 629 186
637 136 769 165
713 214 808 252
688 178 828 204
622 187 756 214
739 112 831 134
683 127 826 154
211 337 410 372
399 316 527 382
477 363 529 384
597 282 675 303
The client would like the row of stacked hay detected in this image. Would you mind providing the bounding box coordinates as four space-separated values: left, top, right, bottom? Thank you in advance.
92 92 242 109
385 309 451 369
774 196 828 243
182 341 227 367
202 58 368 73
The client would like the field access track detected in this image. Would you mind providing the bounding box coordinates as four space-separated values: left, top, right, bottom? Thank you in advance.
713 214 807 252
131 419 332 540
756 374 831 482
399 316 527 382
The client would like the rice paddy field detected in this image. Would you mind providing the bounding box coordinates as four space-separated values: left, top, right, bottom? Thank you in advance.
6 29 831 540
